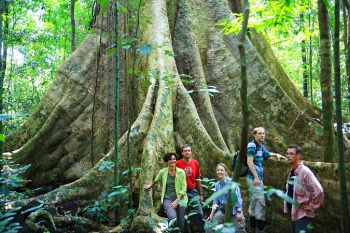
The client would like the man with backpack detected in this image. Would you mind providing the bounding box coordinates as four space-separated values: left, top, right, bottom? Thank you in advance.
246 127 286 233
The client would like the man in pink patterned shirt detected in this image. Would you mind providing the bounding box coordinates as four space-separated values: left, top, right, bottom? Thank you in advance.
284 145 324 233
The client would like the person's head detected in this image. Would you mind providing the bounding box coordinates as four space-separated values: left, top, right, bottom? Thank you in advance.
163 152 178 166
253 127 265 144
181 144 192 159
286 145 302 168
216 163 228 180
163 152 178 162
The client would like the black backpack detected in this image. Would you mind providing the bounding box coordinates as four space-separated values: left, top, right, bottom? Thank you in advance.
231 140 260 177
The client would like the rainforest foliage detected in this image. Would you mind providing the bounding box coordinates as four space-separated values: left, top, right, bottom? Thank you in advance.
0 0 349 233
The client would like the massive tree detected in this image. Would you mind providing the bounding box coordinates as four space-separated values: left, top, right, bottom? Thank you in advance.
5 0 343 232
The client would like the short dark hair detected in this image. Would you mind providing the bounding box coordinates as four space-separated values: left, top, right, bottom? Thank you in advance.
288 145 302 155
163 152 178 162
181 144 192 152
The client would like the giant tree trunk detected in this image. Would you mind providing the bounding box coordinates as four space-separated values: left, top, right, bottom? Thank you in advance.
318 0 336 162
5 0 335 232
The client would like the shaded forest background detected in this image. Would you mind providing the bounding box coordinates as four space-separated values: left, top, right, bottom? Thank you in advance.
0 0 349 233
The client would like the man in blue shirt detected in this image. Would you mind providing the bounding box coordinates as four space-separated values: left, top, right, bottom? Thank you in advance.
246 127 286 233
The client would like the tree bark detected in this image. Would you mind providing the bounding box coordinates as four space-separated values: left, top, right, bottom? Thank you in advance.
335 0 350 231
228 0 250 226
318 0 335 162
4 0 335 232
300 13 308 98
0 0 8 155
70 0 76 52
343 0 350 112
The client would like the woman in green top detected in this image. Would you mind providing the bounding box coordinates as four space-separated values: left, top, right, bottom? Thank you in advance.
144 152 188 232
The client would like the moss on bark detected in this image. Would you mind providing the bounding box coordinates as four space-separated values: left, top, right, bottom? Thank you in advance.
4 0 344 232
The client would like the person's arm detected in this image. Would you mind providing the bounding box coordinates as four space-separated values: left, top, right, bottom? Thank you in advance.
196 161 204 201
234 186 243 221
207 204 218 221
170 170 186 209
144 169 163 190
247 156 260 185
143 180 157 190
300 170 324 211
178 170 187 200
207 182 219 221
197 179 204 201
269 152 287 161
170 193 184 209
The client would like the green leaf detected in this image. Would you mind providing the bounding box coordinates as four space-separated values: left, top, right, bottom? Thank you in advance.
0 134 5 142
322 0 331 8
140 22 148 29
139 44 152 55
203 183 234 207
98 0 109 6
275 190 300 206
107 48 118 57
166 81 175 86
181 79 191 84
165 50 175 57
122 170 130 175
141 80 152 88
0 185 10 196
21 204 43 214
99 5 109 15
118 5 128 13
122 45 131 50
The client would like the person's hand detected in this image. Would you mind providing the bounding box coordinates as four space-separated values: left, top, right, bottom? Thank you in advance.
170 199 178 209
143 184 151 191
200 195 204 202
253 177 261 186
207 214 213 221
236 212 243 221
300 202 313 211
277 154 287 161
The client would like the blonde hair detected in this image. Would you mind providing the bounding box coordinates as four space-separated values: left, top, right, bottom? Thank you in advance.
253 127 265 135
216 163 228 171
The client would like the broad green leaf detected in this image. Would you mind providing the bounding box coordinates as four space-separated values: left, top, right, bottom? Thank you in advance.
122 45 131 50
107 48 118 57
100 5 109 14
207 88 220 93
98 0 109 6
122 170 130 175
274 189 300 206
203 183 232 207
0 134 5 142
166 81 175 86
322 0 331 8
181 79 192 84
21 204 43 214
128 69 141 74
0 185 10 196
141 80 152 88
165 50 175 57
139 44 152 55
140 22 148 29
118 5 128 13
